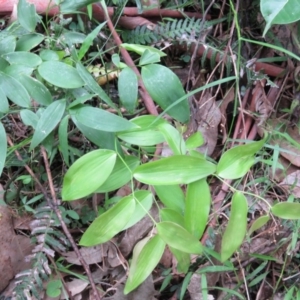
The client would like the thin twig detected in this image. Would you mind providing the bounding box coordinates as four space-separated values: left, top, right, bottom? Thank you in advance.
40 146 101 300
100 3 158 116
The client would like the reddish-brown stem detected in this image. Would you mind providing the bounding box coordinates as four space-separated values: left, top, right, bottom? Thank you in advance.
101 4 158 116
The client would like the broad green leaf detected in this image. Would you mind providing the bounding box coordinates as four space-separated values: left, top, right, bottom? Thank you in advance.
95 156 139 193
0 35 16 55
160 208 185 227
62 149 117 200
19 74 52 105
118 67 138 113
121 43 166 57
16 33 44 51
131 114 167 128
169 247 190 273
216 136 267 179
3 52 42 68
158 123 186 155
58 115 69 166
221 192 248 262
123 190 153 230
0 72 30 107
76 62 116 108
71 117 122 151
4 64 33 77
139 49 161 65
38 61 84 89
154 185 185 213
118 128 165 146
17 0 37 32
0 87 8 113
30 100 66 150
71 105 137 132
261 0 300 36
185 132 204 149
78 22 106 60
134 155 216 185
248 215 270 236
142 64 190 123
0 122 7 176
271 202 300 219
62 32 86 44
157 221 203 254
39 49 59 61
79 194 135 246
185 179 211 240
46 280 62 298
20 109 39 128
124 235 166 294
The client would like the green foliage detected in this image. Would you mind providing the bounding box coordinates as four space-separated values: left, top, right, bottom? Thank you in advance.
260 0 300 36
122 18 209 45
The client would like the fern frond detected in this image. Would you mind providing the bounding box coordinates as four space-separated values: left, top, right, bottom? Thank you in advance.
12 204 70 299
122 18 207 45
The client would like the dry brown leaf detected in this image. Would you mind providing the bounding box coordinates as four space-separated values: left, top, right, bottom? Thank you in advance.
280 170 300 198
118 205 159 257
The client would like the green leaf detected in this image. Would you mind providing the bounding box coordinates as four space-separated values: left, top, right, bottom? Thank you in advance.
46 280 62 298
76 62 116 108
185 179 211 240
71 117 121 151
62 149 117 201
95 156 139 193
154 185 185 213
271 202 300 219
123 190 153 230
0 35 16 55
142 64 190 123
79 194 136 246
121 43 166 57
158 123 186 155
4 52 42 68
157 221 203 254
19 74 52 105
39 49 60 61
17 0 37 32
261 0 300 36
38 61 84 89
124 235 166 294
118 128 165 146
248 215 270 236
185 132 204 149
16 33 44 51
139 49 161 65
169 247 190 273
0 122 7 176
0 87 8 113
78 22 107 60
30 100 66 150
20 109 39 128
134 155 216 185
118 67 138 113
58 115 69 166
216 137 266 179
130 114 167 128
71 105 137 132
0 72 30 107
221 192 248 262
160 208 185 227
